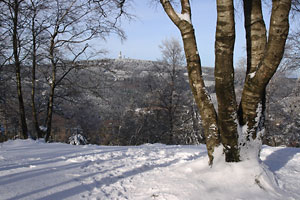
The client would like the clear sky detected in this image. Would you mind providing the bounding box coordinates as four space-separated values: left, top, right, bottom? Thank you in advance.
97 1 270 67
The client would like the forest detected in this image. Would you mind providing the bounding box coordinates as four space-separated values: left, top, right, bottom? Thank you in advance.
1 56 299 147
0 0 299 157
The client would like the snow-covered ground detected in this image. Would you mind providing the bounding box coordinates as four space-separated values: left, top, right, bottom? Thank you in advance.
1 140 300 200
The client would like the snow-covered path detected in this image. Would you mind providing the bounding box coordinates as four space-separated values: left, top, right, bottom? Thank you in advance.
0 140 300 200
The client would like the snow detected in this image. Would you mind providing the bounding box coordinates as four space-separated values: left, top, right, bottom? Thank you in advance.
68 134 88 145
1 140 300 200
249 72 256 79
177 12 192 24
39 126 47 132
238 103 264 161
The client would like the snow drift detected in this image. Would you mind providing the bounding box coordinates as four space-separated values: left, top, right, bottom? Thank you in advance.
0 140 299 200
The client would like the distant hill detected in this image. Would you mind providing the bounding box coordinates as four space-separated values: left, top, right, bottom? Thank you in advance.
1 58 299 147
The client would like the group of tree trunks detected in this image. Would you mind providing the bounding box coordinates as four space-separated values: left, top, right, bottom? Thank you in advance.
160 0 291 164
0 0 130 141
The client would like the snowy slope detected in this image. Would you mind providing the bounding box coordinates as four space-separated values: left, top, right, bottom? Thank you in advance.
0 140 300 200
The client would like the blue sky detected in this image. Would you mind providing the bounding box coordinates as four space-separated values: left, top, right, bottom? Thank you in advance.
97 1 260 67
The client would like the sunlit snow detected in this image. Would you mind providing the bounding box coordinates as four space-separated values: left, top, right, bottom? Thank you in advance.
177 12 192 24
1 140 300 200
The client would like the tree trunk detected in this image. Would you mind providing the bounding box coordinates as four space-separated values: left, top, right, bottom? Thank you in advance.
13 0 28 139
45 81 55 142
44 31 57 142
239 0 291 158
31 10 43 139
215 0 239 162
243 0 267 75
241 0 267 144
160 0 220 164
168 63 175 144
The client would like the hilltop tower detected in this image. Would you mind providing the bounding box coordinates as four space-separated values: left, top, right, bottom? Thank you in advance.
118 51 122 59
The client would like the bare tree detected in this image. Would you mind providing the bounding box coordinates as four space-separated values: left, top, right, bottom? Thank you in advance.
281 30 300 73
0 0 31 139
0 0 131 141
157 37 185 143
159 0 291 165
24 0 51 138
42 0 131 142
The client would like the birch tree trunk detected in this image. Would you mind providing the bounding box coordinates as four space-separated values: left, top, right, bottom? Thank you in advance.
12 0 28 139
160 0 220 164
239 0 291 159
215 0 239 162
160 0 291 164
